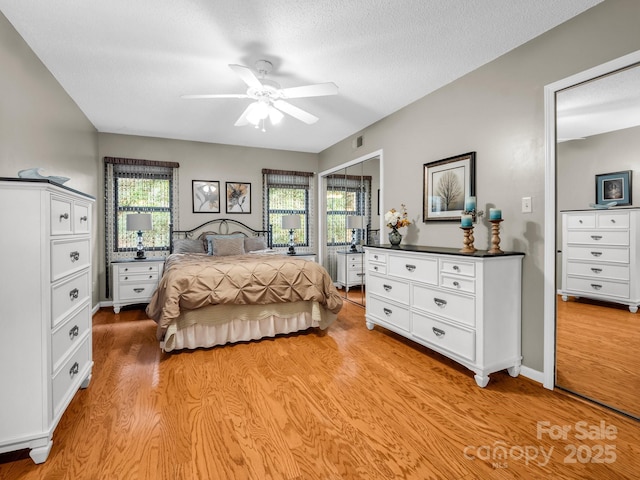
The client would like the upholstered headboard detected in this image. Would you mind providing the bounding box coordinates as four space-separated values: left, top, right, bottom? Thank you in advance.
170 218 272 253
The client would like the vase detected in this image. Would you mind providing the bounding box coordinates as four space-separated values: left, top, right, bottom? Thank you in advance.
389 228 402 246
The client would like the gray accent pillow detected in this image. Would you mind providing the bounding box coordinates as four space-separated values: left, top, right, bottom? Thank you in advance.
205 233 245 255
173 238 206 254
244 236 268 252
212 236 245 256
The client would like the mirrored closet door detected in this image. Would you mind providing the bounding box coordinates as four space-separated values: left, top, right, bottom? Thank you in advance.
555 63 640 419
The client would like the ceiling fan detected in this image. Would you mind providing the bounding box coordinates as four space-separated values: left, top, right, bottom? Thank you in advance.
182 60 338 130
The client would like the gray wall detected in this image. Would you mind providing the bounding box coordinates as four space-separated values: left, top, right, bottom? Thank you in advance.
97 133 318 300
0 12 100 302
318 0 640 371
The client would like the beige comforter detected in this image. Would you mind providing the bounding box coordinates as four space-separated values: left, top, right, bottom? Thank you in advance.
146 253 343 331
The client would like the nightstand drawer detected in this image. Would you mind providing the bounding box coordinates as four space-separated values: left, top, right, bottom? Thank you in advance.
412 284 475 328
412 312 475 362
52 338 90 417
119 272 159 283
117 263 160 275
118 282 157 302
52 303 90 372
51 270 90 328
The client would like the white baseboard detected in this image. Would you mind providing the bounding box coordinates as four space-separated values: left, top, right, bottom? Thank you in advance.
520 365 545 386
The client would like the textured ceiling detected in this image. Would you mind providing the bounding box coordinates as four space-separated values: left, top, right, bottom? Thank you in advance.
0 0 603 153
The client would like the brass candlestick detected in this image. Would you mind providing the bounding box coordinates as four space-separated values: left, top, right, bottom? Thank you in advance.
489 219 504 254
460 226 477 253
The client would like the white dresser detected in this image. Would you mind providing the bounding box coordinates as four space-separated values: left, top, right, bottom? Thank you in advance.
560 208 640 313
0 178 94 463
365 245 524 387
336 250 366 291
112 258 164 313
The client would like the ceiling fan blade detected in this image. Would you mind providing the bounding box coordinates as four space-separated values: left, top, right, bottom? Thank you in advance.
181 93 249 99
229 64 263 89
234 103 255 126
273 100 319 124
279 82 338 99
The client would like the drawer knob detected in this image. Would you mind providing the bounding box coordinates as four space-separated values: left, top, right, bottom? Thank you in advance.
124 276 128 280
611 219 616 223
59 213 69 221
383 284 392 292
433 298 447 308
134 288 145 293
69 325 79 340
383 307 392 317
149 275 153 279
357 273 365 277
432 327 445 337
374 255 379 260
590 284 602 290
579 219 583 224
405 264 416 272
453 281 460 288
453 265 460 271
590 251 602 257
591 268 602 274
79 215 88 222
69 361 79 378
373 266 378 271
70 251 80 262
148 266 153 270
590 235 602 241
69 288 79 300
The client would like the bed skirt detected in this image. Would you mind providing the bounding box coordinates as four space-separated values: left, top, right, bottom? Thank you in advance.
160 301 337 352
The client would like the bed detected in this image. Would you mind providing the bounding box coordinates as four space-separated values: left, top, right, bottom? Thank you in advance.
146 219 343 352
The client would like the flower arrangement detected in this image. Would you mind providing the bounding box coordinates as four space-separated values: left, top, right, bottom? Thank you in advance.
385 204 411 230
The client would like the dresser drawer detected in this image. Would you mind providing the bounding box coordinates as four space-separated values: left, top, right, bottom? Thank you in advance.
440 259 475 277
597 211 629 229
565 277 629 299
73 203 90 233
52 303 90 372
367 275 410 304
367 250 387 265
52 338 90 417
51 238 90 281
565 230 629 246
388 254 437 284
440 274 475 294
368 295 410 332
412 312 475 362
565 213 595 229
565 261 629 281
565 246 629 264
50 196 73 235
52 270 90 328
412 284 475 328
117 282 157 302
368 262 387 275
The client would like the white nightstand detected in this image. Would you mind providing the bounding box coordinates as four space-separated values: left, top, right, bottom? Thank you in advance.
336 250 365 291
111 258 164 313
287 253 317 262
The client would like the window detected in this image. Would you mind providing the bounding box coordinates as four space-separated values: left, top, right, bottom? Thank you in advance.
326 174 371 246
262 169 314 248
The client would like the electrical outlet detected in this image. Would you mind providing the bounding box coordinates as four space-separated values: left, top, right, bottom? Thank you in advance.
522 196 532 213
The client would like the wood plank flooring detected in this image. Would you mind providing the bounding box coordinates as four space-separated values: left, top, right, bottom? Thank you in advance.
556 296 640 419
1 302 639 479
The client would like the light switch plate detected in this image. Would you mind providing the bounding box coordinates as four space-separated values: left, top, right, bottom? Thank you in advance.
522 196 532 213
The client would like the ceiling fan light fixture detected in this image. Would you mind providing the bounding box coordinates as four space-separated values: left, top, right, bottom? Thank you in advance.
269 106 284 125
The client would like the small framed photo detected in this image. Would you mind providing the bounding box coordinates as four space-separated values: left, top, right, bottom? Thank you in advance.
595 171 632 206
192 180 220 213
423 152 476 222
226 182 251 214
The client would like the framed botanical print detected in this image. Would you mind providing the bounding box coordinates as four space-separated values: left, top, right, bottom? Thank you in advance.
192 180 220 213
423 152 476 222
225 182 251 214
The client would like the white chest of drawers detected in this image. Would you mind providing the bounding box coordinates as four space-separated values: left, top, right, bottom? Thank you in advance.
560 209 640 312
112 258 165 313
0 178 94 463
365 246 524 387
336 250 365 291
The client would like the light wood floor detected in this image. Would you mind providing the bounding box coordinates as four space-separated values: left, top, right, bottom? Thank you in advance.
1 302 639 479
556 296 640 419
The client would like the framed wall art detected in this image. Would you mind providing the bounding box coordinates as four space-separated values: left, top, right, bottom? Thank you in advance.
423 152 476 222
595 170 632 206
192 180 220 213
226 182 251 214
